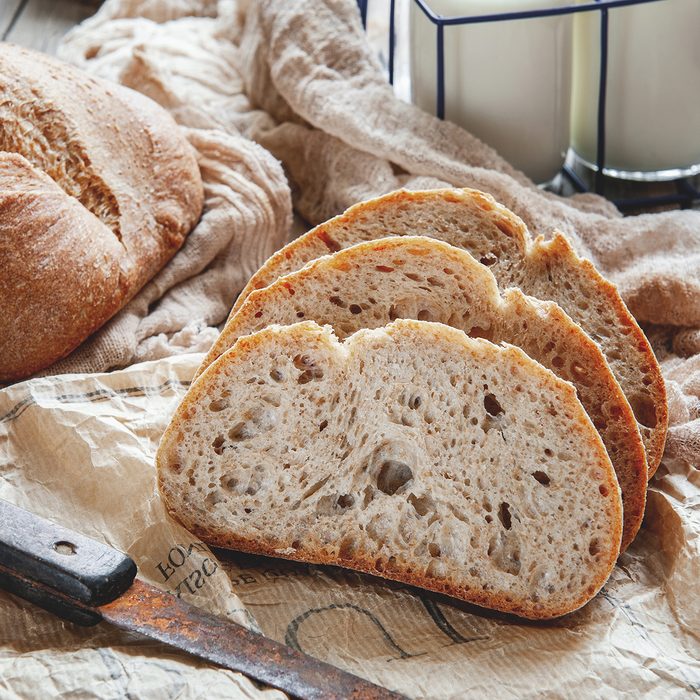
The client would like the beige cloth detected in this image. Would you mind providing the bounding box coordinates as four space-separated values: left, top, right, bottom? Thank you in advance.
1 0 698 698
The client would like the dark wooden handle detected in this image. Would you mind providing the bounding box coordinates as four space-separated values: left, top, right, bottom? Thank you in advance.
0 499 136 624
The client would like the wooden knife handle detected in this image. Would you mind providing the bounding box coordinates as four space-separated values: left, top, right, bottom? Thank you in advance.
0 499 136 625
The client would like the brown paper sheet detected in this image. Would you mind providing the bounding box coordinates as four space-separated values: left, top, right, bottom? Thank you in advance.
1 355 698 699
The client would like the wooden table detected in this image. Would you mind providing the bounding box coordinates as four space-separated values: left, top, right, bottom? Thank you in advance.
1 0 101 55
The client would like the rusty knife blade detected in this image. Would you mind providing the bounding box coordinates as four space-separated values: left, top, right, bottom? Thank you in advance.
98 579 403 699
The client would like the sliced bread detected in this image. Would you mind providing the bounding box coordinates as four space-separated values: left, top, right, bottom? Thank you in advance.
197 236 646 550
232 188 666 477
158 320 623 620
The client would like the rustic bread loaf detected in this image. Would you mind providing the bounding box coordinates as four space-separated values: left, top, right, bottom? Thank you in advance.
233 189 666 477
0 44 204 381
197 236 647 550
158 320 623 619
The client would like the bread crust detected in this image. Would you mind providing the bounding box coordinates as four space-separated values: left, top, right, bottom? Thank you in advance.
158 320 623 621
232 188 666 477
0 44 204 381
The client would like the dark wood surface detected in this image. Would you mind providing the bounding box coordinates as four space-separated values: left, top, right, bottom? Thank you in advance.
1 0 101 55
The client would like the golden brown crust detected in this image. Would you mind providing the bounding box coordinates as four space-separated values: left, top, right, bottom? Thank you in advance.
532 233 667 477
158 320 623 621
0 154 126 378
0 44 204 381
232 188 666 478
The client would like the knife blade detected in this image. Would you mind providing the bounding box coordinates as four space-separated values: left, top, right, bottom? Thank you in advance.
0 499 404 699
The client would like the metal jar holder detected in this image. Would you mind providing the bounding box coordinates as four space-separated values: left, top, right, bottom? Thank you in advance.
356 0 700 211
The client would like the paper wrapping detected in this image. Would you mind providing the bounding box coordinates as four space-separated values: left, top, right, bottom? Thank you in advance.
1 355 698 699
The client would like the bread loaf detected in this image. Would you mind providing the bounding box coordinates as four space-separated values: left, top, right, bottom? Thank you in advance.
0 44 204 381
233 188 666 477
197 236 647 550
158 320 623 619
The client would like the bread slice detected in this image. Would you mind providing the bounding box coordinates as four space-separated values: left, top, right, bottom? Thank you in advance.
158 320 623 620
198 236 646 550
232 188 666 478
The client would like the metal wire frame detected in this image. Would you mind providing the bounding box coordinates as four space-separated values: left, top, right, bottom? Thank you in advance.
361 0 700 210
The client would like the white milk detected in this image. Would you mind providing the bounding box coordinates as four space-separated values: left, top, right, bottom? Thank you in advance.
410 0 573 183
571 0 700 179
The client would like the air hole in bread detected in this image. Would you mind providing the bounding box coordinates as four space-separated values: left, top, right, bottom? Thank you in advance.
628 392 658 428
296 311 305 318
221 476 237 491
229 422 254 441
483 393 504 417
337 494 355 509
376 265 394 273
498 502 512 530
404 272 421 281
318 230 341 252
209 399 227 412
417 309 434 321
570 361 591 386
544 448 553 458
428 543 441 558
551 355 565 369
212 435 225 455
532 471 551 486
301 475 331 500
480 254 497 266
377 460 413 495
407 393 421 409
329 296 346 308
468 325 493 341
362 485 375 508
338 536 356 559
205 490 223 507
168 462 182 474
245 475 261 496
408 493 434 517
294 355 324 384
495 220 512 235
269 369 284 382
426 276 445 288
349 304 362 315
589 538 601 556
319 419 328 432
599 484 609 497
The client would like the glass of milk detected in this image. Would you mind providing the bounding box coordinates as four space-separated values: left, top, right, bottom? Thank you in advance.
409 0 574 184
571 0 700 180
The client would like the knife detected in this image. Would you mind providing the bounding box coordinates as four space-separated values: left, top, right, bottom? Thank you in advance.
0 499 404 699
